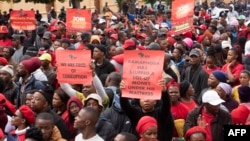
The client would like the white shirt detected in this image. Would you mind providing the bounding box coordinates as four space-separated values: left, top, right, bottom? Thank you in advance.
75 134 104 141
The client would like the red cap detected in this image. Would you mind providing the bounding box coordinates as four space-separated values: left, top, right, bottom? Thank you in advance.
199 24 207 30
110 34 118 40
185 126 207 140
139 33 147 39
122 39 135 49
0 26 8 34
0 57 8 66
19 105 35 125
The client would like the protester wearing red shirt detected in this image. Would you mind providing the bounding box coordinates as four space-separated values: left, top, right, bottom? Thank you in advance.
167 81 189 138
202 55 221 75
221 48 244 86
180 80 197 111
0 26 12 47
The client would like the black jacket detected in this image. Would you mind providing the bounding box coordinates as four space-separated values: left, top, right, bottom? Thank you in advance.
184 105 232 141
96 116 117 141
120 91 174 141
95 59 115 77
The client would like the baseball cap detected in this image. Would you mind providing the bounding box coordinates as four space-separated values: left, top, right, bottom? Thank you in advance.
123 39 136 49
98 18 106 24
110 34 118 40
237 15 246 20
221 40 232 49
84 93 103 107
202 90 225 106
39 53 52 62
198 24 207 30
43 31 52 39
189 49 200 57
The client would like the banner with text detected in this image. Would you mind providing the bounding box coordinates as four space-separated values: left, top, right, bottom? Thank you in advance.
10 10 36 30
122 50 164 100
172 0 194 35
66 8 91 32
56 50 92 84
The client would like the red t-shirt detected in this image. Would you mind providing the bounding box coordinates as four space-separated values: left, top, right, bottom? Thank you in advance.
180 99 197 111
221 62 244 86
171 102 189 120
202 65 221 75
202 108 214 141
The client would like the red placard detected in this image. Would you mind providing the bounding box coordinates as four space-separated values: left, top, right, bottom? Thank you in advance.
122 50 165 100
10 10 36 30
172 0 194 35
56 50 92 84
66 8 92 32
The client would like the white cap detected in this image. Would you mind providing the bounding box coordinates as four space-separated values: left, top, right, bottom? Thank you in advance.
221 40 232 49
98 18 106 24
84 93 103 107
202 90 225 106
111 15 118 20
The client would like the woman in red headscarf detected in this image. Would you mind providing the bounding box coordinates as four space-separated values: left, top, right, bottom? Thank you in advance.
136 116 158 141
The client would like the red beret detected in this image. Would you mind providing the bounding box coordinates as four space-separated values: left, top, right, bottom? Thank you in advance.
136 116 157 135
231 105 250 124
19 105 35 125
0 57 8 66
185 126 207 140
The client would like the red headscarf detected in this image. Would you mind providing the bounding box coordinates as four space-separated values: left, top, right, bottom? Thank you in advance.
136 116 157 135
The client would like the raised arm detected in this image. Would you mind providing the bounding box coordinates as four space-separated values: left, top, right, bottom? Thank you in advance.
92 73 108 100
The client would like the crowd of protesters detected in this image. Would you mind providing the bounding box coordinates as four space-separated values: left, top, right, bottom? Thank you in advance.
0 0 250 141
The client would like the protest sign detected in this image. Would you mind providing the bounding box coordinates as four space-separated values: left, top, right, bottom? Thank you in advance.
172 0 194 35
122 50 164 100
56 50 92 84
10 10 36 30
66 8 91 32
